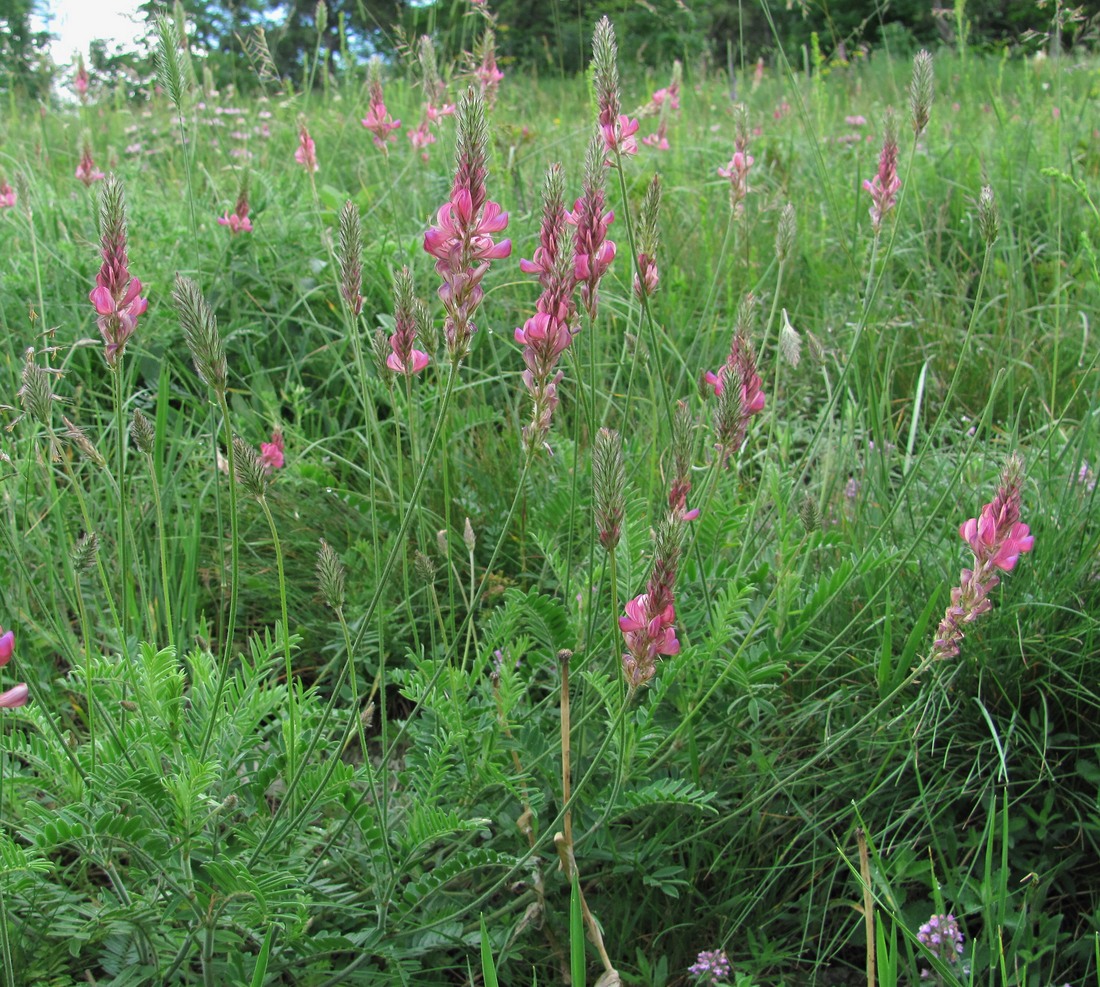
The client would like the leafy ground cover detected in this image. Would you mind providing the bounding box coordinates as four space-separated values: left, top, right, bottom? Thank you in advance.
0 10 1099 986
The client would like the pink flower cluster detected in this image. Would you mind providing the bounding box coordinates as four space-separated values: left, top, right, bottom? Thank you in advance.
620 516 685 690
260 430 285 472
74 56 89 101
423 89 511 361
219 183 252 234
642 65 680 151
76 146 104 186
705 324 765 466
864 122 900 231
475 42 503 106
718 150 753 214
387 270 429 375
90 182 148 367
930 454 1034 661
515 166 578 446
362 69 401 150
601 112 639 158
567 139 616 320
0 627 28 710
0 181 15 209
295 121 318 172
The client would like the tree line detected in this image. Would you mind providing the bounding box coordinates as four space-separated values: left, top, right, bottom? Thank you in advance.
0 0 1094 99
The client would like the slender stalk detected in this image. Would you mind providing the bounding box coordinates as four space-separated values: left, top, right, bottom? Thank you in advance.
197 390 242 762
112 366 129 645
258 492 296 794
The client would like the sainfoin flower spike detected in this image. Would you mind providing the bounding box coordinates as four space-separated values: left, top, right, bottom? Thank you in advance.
90 175 148 367
706 294 765 467
930 453 1034 661
567 130 616 320
621 513 686 690
75 134 105 186
0 181 15 209
864 109 900 232
74 53 90 100
0 626 28 710
294 117 318 172
423 86 511 363
259 430 285 472
362 57 400 151
473 28 503 108
218 175 252 234
516 163 578 448
387 266 430 375
592 16 638 159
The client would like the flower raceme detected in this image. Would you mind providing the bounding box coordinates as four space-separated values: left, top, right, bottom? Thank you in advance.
75 144 104 186
620 514 685 691
294 119 318 172
259 430 285 472
706 298 765 467
423 88 511 362
592 17 638 160
516 164 579 448
387 267 430 375
362 58 400 151
567 131 617 320
90 176 148 367
864 111 901 232
218 181 253 234
930 454 1034 662
0 626 28 710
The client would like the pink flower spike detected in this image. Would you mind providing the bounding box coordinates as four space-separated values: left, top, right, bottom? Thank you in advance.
362 58 401 151
0 628 13 665
295 119 319 172
90 175 147 366
864 111 901 232
0 683 28 709
0 182 16 209
931 453 1033 662
260 431 285 472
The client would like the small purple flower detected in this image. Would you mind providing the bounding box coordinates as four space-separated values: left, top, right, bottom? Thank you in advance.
689 949 732 985
917 913 964 975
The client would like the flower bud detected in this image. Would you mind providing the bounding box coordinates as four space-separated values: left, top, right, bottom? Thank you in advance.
978 185 999 245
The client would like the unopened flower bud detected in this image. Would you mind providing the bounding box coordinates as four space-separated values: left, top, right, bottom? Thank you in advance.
173 276 227 395
19 358 56 426
908 49 934 137
593 427 626 551
779 309 801 368
799 494 821 533
775 202 796 263
978 185 999 245
414 550 436 582
70 532 99 572
64 417 106 468
232 435 268 500
130 407 155 455
316 539 346 611
463 517 476 552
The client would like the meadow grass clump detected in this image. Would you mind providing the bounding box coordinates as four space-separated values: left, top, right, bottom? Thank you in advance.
0 15 1098 987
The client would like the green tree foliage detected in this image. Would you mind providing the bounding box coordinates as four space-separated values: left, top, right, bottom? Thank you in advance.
0 0 53 98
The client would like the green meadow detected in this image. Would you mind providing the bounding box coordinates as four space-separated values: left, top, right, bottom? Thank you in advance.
0 10 1098 986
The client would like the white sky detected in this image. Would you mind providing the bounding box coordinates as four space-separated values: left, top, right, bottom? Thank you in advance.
36 0 148 64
